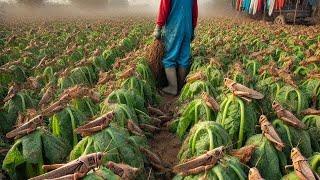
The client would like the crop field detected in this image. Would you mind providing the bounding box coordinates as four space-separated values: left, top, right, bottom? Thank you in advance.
0 17 320 180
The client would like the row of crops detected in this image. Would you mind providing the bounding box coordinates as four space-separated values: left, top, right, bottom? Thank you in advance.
168 19 320 180
1 17 320 180
0 18 176 179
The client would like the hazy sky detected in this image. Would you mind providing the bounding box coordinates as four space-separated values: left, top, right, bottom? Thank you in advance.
0 0 212 5
0 0 154 4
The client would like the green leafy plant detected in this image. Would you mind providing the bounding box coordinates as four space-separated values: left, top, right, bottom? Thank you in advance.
175 99 218 139
2 128 68 179
178 121 231 161
302 115 320 152
107 89 146 113
180 80 216 102
70 127 145 169
273 119 313 160
217 94 257 148
246 134 287 180
50 106 87 147
275 86 309 114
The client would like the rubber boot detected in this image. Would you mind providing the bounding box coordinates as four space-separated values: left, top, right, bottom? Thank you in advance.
162 68 178 95
178 67 188 91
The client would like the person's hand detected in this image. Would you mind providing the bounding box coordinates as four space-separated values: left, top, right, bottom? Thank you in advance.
153 25 162 40
191 28 195 42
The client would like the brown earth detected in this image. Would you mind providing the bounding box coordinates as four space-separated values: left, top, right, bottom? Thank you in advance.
149 129 181 167
148 95 181 179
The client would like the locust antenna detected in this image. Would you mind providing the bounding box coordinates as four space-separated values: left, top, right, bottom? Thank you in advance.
295 137 303 149
258 104 264 116
254 151 264 168
238 159 251 170
147 167 152 180
224 141 239 150
103 139 114 155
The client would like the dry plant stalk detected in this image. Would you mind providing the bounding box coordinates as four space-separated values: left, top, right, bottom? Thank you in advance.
147 40 165 79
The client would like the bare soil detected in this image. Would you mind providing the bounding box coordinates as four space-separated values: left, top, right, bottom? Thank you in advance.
149 95 181 176
149 129 181 167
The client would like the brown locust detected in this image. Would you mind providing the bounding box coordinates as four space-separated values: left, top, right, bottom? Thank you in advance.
259 115 285 151
75 111 114 137
30 152 105 180
6 115 44 139
272 101 306 129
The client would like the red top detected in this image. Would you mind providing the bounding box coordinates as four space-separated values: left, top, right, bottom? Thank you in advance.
156 0 198 28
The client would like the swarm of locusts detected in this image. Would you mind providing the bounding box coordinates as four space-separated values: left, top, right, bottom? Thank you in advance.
0 16 320 180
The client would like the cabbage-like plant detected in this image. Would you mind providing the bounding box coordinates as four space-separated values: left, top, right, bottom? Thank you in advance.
175 98 218 139
310 153 320 175
302 115 320 152
107 89 146 113
2 128 68 179
189 56 206 72
217 94 257 148
205 65 223 88
275 85 309 114
70 127 145 169
179 65 222 102
180 80 216 102
121 76 156 105
70 97 99 118
246 134 287 180
227 62 251 86
100 102 158 137
58 66 97 90
178 121 231 161
255 77 284 116
50 107 87 147
135 60 156 88
2 90 37 133
300 78 320 108
101 103 139 128
273 119 313 160
245 59 262 78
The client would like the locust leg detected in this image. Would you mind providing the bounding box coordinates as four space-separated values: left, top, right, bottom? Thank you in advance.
127 120 145 137
173 147 224 174
229 145 256 163
7 127 35 139
77 125 108 136
285 165 294 173
181 164 215 177
158 116 172 124
150 117 162 126
264 134 285 151
314 171 320 180
87 93 100 103
50 172 86 180
281 117 302 128
140 124 160 133
147 106 166 116
140 148 168 172
233 91 250 96
43 164 65 172
107 161 140 180
240 96 252 103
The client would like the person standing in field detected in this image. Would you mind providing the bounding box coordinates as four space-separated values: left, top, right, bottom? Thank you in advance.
154 0 198 96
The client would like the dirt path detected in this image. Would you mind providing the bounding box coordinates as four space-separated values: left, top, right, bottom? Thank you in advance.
148 95 181 178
